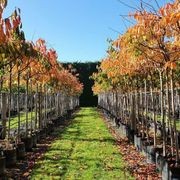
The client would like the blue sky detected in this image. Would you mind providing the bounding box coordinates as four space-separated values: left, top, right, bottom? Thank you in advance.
4 0 170 62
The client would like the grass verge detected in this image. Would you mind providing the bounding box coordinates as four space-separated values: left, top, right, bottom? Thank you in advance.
31 107 134 180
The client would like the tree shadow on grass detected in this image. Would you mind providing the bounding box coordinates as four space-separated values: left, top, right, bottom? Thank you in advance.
57 136 116 144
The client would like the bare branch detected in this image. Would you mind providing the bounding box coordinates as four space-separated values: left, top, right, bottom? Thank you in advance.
120 16 128 30
119 15 135 25
116 0 139 11
154 0 160 9
108 27 123 35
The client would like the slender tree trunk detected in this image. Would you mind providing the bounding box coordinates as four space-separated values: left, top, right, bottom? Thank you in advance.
25 72 29 137
44 85 47 127
38 85 42 129
0 75 3 92
30 80 33 134
115 90 118 118
8 63 12 140
131 93 136 131
17 71 21 142
1 93 7 139
35 84 38 131
150 76 157 147
136 90 140 135
170 69 179 164
159 70 166 157
144 79 148 139
165 71 174 155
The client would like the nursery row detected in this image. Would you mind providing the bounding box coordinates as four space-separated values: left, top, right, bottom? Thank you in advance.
0 0 82 152
98 89 180 155
92 1 179 179
0 102 79 176
0 92 79 139
0 1 83 177
99 104 180 180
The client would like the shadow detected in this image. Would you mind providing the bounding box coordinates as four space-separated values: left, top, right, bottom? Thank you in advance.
56 136 116 144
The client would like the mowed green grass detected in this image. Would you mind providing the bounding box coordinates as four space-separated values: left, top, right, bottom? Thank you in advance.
31 107 134 180
10 111 35 128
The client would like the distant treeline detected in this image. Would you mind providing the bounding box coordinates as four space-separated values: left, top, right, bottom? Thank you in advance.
62 62 99 107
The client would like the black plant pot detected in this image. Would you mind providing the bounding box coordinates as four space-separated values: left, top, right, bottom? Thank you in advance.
156 154 167 173
4 148 17 167
32 134 37 148
16 142 26 160
47 123 54 135
53 118 59 126
0 156 5 175
39 129 46 139
67 109 72 116
127 127 134 143
121 124 127 138
169 166 180 179
0 125 3 139
36 131 41 143
21 136 33 151
178 132 180 148
146 145 156 163
59 117 66 126
134 134 142 151
161 159 169 180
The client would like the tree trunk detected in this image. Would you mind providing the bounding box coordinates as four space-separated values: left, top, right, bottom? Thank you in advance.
17 71 21 142
144 79 148 139
30 80 33 134
115 90 118 118
25 72 29 137
8 63 12 140
1 93 7 139
44 85 47 127
150 76 157 147
165 71 174 156
34 84 38 131
131 93 136 131
170 69 179 164
38 85 42 130
136 90 140 134
159 70 166 157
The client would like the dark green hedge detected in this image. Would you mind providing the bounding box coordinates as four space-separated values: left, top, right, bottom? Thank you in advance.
62 62 99 107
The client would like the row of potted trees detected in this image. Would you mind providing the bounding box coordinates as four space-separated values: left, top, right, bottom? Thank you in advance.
92 1 179 179
0 93 79 175
0 0 83 176
98 89 180 179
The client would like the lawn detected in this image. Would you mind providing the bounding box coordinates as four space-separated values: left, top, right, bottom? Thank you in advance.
7 108 55 129
142 111 180 131
30 107 134 180
10 111 36 129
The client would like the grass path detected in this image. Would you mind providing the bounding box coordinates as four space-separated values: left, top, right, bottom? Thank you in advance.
31 107 134 180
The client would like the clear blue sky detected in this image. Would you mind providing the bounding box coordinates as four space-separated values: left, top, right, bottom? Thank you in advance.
4 0 170 62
